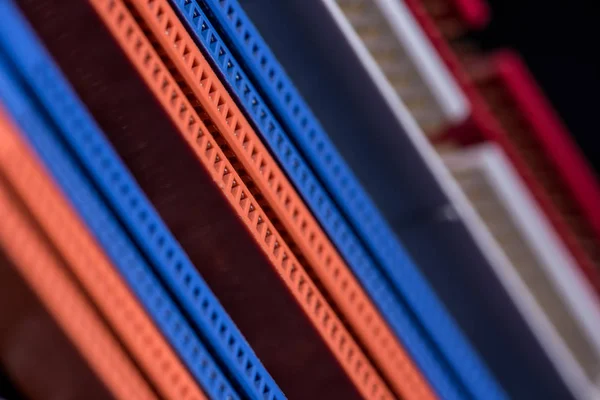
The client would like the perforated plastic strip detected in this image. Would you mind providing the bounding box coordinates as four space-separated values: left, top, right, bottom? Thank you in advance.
122 1 435 398
182 0 504 398
0 115 156 400
84 1 395 398
0 59 239 400
0 9 242 399
0 108 208 400
301 2 598 396
402 0 600 294
165 2 463 398
471 54 600 284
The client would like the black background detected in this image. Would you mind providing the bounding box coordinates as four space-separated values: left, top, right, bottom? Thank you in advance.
471 0 599 173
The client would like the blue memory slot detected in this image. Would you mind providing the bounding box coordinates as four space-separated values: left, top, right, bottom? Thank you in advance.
0 55 239 400
170 1 465 398
0 3 283 399
173 0 506 398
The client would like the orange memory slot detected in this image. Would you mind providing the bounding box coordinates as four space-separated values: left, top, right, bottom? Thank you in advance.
0 112 157 400
0 110 208 400
85 0 436 398
97 0 434 397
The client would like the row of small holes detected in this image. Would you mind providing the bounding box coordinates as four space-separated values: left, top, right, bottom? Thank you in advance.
180 0 406 295
28 14 239 399
55 108 235 399
204 0 506 394
209 0 363 197
104 1 391 398
120 2 440 398
178 0 387 294
146 1 427 395
171 0 411 367
100 1 279 398
152 2 352 279
19 161 200 400
41 94 236 397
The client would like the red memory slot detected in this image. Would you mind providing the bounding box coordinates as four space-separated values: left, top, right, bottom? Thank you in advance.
14 0 398 398
488 50 600 242
471 50 600 274
404 0 600 295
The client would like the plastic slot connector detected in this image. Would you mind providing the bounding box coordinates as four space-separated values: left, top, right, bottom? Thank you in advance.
0 59 239 400
335 0 469 133
12 1 359 398
0 108 208 400
184 0 511 398
7 0 391 397
167 1 474 399
84 1 394 398
473 51 600 269
445 143 600 400
402 0 600 297
0 114 157 400
0 7 243 398
120 1 435 398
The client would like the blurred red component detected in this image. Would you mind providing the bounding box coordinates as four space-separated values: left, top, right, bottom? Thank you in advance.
489 50 600 242
405 0 600 296
417 0 490 39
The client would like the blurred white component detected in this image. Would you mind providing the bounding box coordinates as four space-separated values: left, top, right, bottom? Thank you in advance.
335 0 469 132
445 143 600 400
320 0 478 215
320 4 600 396
319 1 600 395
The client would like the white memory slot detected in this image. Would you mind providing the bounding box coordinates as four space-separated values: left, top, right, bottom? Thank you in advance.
320 0 524 279
445 143 600 400
336 0 469 133
320 0 483 212
319 0 508 298
316 3 599 396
